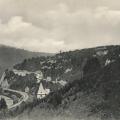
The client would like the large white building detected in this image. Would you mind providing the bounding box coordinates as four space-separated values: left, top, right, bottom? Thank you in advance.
37 82 50 99
13 69 32 76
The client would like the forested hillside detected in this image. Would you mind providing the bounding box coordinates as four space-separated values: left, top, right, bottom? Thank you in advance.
11 45 120 84
16 46 120 120
0 45 52 77
4 45 120 120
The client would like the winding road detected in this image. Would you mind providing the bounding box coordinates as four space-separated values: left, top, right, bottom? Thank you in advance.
0 72 29 110
3 88 29 110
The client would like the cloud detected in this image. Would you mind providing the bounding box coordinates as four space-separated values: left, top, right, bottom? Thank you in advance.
0 1 120 52
0 15 66 52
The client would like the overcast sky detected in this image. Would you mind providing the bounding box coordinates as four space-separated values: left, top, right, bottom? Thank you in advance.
0 0 120 53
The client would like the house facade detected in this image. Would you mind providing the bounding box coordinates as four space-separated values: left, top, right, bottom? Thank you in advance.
37 82 50 99
25 86 30 93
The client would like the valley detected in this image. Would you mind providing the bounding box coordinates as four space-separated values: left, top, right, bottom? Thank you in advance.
1 45 120 119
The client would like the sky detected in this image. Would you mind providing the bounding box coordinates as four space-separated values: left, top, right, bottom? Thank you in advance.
0 0 120 53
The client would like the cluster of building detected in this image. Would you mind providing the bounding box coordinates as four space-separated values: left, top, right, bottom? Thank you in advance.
0 66 70 100
35 71 50 99
0 70 50 99
13 69 31 76
13 69 43 77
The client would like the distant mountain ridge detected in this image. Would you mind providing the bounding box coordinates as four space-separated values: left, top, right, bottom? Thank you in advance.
0 44 53 77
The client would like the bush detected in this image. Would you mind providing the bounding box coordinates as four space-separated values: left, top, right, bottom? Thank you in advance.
83 57 101 75
0 98 7 110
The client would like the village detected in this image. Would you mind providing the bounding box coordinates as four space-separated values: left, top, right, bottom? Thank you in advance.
0 69 51 110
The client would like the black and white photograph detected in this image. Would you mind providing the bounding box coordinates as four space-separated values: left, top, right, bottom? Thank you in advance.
0 0 120 120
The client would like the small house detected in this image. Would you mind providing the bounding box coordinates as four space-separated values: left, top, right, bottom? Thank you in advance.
25 86 30 93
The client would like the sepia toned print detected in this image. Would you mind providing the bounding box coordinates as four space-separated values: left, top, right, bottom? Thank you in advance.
0 0 120 120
